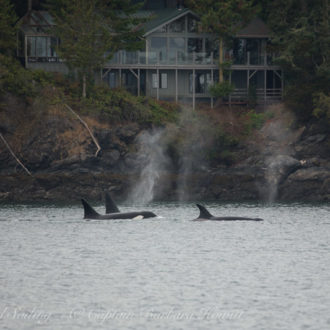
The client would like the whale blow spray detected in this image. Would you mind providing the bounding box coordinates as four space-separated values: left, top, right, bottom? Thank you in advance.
128 129 170 204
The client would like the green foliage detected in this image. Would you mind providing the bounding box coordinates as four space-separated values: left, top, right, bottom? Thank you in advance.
266 0 330 121
82 86 147 122
81 85 179 125
207 126 239 165
147 99 179 125
31 70 55 87
244 110 267 134
46 0 146 97
186 0 257 82
313 92 330 125
0 0 18 55
209 81 235 98
0 55 178 126
0 55 35 97
0 56 77 101
221 60 233 80
162 109 240 167
186 0 256 38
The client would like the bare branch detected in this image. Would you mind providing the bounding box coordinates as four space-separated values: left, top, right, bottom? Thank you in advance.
63 103 101 157
0 133 32 176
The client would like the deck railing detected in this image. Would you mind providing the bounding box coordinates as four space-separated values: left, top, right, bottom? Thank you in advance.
230 88 282 101
230 51 279 66
107 50 217 66
106 50 279 67
25 50 279 68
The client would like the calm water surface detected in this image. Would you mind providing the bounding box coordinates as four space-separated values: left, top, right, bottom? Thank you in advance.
0 201 329 330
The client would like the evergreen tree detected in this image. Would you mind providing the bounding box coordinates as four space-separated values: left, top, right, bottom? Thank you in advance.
0 0 19 56
186 0 256 83
46 0 146 97
266 0 330 121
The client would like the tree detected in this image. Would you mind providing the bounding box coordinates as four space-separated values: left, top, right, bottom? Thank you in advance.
0 0 19 56
46 0 146 98
186 0 256 83
266 0 330 121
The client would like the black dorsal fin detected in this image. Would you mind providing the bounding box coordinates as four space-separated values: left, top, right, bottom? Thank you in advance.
196 204 213 219
81 199 100 219
105 191 120 214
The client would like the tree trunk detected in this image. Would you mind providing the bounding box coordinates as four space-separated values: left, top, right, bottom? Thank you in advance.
324 0 329 30
219 37 224 83
82 73 86 98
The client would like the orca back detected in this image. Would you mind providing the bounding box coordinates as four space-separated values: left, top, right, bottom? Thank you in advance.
195 204 263 221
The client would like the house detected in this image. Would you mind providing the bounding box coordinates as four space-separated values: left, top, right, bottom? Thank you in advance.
17 10 63 72
17 1 283 108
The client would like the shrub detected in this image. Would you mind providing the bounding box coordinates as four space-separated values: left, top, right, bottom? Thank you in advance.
31 70 54 87
207 126 239 166
313 92 330 125
0 55 35 97
244 110 267 134
209 81 235 98
82 85 179 125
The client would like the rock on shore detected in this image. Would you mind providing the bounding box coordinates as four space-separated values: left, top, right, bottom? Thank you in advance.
0 103 329 203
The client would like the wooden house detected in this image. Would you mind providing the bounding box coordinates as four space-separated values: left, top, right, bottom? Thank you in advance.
18 1 283 108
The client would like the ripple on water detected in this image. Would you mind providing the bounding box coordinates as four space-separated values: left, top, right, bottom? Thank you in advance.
0 202 329 330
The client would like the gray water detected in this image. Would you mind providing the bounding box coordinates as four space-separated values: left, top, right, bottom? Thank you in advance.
0 201 330 330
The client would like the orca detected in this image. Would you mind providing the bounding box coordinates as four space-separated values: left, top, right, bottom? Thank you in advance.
81 198 157 220
193 204 263 221
104 191 120 214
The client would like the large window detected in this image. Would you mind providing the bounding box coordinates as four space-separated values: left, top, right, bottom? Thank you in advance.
161 73 168 89
150 37 167 62
156 14 199 33
152 73 168 89
27 36 57 58
233 38 265 65
169 37 185 62
188 14 198 32
233 39 247 64
188 38 203 53
189 72 211 94
169 16 185 33
246 39 262 65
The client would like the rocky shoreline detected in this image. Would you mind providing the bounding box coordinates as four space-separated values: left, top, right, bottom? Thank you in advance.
1 104 329 203
1 161 329 203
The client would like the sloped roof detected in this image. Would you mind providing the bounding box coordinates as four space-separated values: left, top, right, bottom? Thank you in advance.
236 17 271 38
19 9 194 37
141 8 193 36
19 11 54 34
141 11 270 38
19 9 270 39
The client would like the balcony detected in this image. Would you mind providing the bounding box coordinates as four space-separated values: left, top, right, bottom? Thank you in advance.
230 51 279 67
105 49 280 69
105 50 217 67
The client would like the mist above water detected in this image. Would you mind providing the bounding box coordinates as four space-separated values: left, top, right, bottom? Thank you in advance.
257 106 301 203
128 107 213 204
174 107 212 201
128 104 301 205
128 128 170 204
